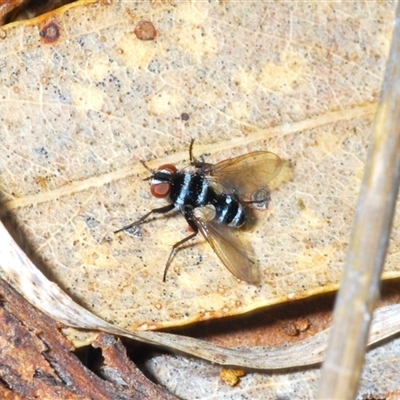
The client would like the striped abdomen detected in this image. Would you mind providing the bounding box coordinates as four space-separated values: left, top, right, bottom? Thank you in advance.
167 171 246 227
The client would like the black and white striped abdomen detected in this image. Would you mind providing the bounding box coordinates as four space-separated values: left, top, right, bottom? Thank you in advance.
169 172 246 228
214 193 246 227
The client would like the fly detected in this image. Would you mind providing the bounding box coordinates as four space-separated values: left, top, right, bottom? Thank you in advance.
115 140 282 284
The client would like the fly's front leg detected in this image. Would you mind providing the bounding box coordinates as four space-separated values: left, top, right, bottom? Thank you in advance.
189 138 196 163
163 207 198 282
114 203 175 233
189 139 213 171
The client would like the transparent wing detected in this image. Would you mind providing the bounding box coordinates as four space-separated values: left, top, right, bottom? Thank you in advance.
194 216 260 284
205 152 282 197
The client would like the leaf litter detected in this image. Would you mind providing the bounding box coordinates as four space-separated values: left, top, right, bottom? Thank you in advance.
0 0 399 379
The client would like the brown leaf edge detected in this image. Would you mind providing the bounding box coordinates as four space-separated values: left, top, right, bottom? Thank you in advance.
0 278 177 400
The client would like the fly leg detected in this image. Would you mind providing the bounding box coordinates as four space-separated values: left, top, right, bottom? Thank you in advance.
163 207 198 282
189 139 213 171
114 203 175 233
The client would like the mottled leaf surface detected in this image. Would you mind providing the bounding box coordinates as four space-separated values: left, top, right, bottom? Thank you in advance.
0 1 397 331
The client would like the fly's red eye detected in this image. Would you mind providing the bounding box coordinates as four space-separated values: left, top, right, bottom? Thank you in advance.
157 164 177 174
151 182 171 198
150 164 176 198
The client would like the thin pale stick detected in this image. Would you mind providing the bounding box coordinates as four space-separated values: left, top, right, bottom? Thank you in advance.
318 6 400 399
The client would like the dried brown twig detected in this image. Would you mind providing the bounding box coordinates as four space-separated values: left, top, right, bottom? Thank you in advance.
318 5 400 399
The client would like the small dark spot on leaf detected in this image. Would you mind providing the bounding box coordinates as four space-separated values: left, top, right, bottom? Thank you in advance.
85 215 100 229
34 147 49 158
297 197 306 210
181 112 190 121
39 22 60 44
134 20 157 41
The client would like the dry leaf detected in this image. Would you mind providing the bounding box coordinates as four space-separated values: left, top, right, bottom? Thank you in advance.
2 215 400 372
0 1 397 333
144 336 400 400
